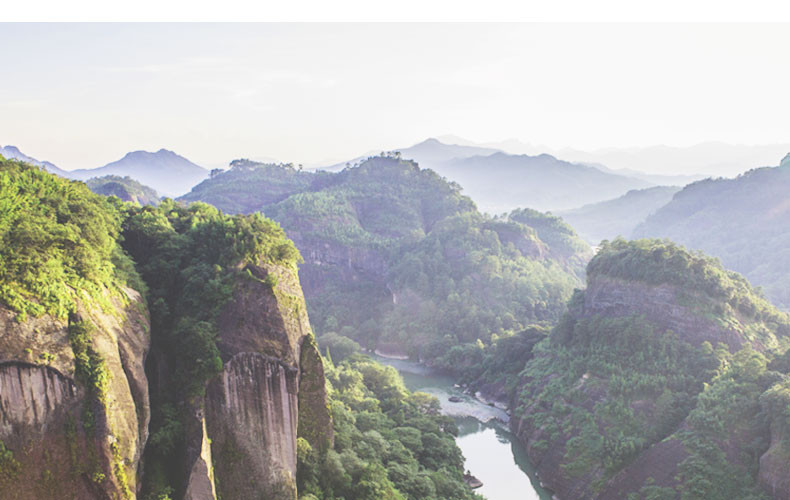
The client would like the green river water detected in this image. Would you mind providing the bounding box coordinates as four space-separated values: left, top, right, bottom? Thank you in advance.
373 355 554 500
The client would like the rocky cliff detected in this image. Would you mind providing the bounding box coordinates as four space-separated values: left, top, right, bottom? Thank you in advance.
182 261 332 500
0 158 334 500
0 290 150 500
512 239 790 500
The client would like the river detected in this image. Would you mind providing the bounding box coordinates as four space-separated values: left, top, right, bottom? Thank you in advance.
373 355 554 500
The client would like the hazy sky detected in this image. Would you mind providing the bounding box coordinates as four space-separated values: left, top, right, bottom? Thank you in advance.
1 23 789 170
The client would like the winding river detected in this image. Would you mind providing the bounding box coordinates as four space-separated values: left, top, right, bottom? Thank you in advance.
373 355 553 500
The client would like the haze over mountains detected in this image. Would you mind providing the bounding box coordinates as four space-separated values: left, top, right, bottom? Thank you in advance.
7 136 790 213
439 135 790 178
0 144 206 196
323 138 655 213
559 186 682 245
423 148 654 213
66 149 207 197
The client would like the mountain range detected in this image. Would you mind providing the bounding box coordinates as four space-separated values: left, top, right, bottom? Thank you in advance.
439 134 790 178
0 144 206 196
324 138 664 213
4 141 790 500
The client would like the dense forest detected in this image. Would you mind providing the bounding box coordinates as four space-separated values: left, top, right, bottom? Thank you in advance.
180 156 592 362
0 158 140 320
299 353 482 500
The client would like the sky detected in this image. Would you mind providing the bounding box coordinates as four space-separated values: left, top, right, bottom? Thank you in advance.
1 23 789 170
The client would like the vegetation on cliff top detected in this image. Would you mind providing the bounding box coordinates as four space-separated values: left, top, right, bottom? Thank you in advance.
590 238 790 346
0 158 141 320
0 161 474 500
0 159 144 498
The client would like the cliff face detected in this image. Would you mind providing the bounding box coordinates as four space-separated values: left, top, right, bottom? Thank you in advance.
185 261 332 500
758 380 790 500
581 275 759 350
0 289 150 500
295 237 388 299
759 423 790 500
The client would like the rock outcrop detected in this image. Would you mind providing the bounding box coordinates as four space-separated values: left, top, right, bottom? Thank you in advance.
186 261 333 500
0 289 150 500
512 240 790 500
582 275 758 351
758 381 790 500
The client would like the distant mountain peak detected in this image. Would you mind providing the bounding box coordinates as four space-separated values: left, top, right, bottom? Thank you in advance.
122 148 179 159
408 138 446 149
0 144 67 176
781 153 790 167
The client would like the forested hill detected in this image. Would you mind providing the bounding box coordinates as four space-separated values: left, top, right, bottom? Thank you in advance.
180 155 593 360
179 158 315 213
86 175 161 205
633 155 790 309
513 239 790 500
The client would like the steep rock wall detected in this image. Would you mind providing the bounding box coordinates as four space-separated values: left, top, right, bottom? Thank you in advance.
759 417 790 500
206 353 299 499
190 261 332 500
582 276 750 350
297 336 333 453
0 289 150 499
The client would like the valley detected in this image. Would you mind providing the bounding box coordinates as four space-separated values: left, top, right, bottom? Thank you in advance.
1 145 790 500
3 20 790 500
